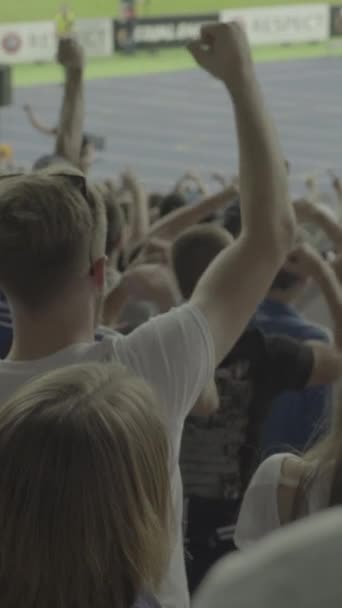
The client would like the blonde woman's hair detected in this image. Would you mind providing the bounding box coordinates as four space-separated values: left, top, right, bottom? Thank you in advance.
300 393 342 508
0 171 106 308
0 362 171 608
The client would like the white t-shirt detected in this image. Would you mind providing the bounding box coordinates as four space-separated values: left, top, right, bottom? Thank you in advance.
235 453 332 550
0 304 215 608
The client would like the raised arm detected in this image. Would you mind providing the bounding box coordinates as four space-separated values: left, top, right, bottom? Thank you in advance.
54 38 84 168
188 23 295 365
121 171 150 243
148 185 238 242
23 104 57 137
294 198 342 253
287 244 342 383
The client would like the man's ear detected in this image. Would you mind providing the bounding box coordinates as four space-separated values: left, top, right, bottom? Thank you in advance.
90 256 106 289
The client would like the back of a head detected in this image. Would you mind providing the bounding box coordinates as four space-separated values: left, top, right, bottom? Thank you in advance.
0 362 171 608
159 192 186 218
172 225 233 299
193 508 342 608
223 201 300 293
0 173 106 309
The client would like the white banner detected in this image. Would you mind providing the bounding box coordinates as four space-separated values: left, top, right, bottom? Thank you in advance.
221 4 330 46
74 18 113 58
0 18 113 64
0 21 56 64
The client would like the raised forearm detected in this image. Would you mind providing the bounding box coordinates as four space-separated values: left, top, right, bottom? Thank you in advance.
130 181 150 242
230 75 294 255
311 206 342 251
55 67 83 167
25 107 56 136
311 258 342 349
149 187 237 241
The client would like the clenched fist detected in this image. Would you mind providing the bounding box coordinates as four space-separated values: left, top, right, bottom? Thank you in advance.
57 37 84 70
188 22 253 92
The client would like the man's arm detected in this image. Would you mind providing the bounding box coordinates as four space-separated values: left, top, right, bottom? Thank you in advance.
286 243 342 384
23 104 57 136
54 38 84 168
148 185 238 242
188 23 295 365
294 198 342 253
121 171 150 243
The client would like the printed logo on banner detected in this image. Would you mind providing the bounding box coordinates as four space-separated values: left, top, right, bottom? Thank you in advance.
114 13 219 50
0 22 56 64
2 33 22 54
221 4 329 46
75 19 113 57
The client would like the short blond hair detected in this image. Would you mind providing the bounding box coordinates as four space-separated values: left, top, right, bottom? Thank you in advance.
0 362 171 608
0 172 106 308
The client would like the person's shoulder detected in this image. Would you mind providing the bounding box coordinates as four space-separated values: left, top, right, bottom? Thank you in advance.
299 320 331 343
276 454 317 525
251 453 292 488
280 453 309 484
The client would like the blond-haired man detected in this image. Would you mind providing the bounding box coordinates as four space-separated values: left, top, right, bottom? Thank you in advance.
0 24 295 608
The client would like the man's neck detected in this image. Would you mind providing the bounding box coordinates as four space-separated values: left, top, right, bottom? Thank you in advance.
8 300 95 362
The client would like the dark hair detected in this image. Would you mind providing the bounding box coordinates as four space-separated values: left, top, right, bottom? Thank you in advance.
159 192 186 218
271 270 301 290
172 225 232 299
223 200 300 292
33 155 68 170
149 193 163 209
222 198 242 238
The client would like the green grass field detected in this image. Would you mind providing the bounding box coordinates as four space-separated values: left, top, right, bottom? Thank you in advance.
0 0 337 23
12 41 342 87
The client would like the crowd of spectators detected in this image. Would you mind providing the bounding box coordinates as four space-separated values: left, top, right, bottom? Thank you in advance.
0 22 342 608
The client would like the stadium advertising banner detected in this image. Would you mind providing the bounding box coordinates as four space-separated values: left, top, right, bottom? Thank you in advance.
0 18 113 64
221 4 330 46
331 6 342 36
114 13 219 50
0 21 56 64
74 19 113 58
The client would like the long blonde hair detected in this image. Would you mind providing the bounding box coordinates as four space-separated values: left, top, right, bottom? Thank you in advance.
0 362 172 608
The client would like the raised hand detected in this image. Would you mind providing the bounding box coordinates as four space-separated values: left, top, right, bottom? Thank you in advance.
57 37 84 70
293 198 317 224
328 171 342 197
188 22 253 92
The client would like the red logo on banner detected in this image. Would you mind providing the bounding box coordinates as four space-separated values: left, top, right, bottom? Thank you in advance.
2 33 22 54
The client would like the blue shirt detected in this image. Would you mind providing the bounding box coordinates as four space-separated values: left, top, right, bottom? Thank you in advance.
253 298 331 456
